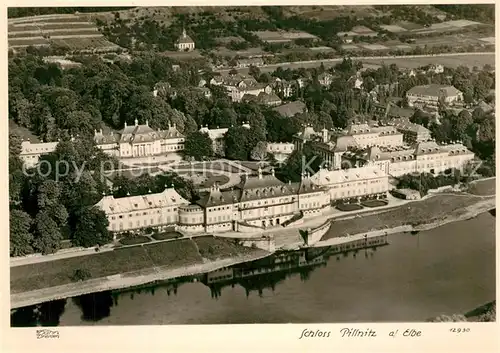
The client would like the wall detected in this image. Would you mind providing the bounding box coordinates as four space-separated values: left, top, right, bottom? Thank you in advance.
240 236 276 252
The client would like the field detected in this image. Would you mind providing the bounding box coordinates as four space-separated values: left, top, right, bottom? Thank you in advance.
10 236 261 293
8 13 119 51
360 53 495 69
324 194 489 239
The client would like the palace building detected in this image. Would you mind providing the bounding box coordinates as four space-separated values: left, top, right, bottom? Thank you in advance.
293 123 405 170
95 165 389 236
96 186 190 233
19 120 186 168
93 119 185 158
310 165 389 202
359 141 475 177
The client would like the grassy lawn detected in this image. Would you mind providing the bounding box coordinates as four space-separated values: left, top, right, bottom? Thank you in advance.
119 235 152 246
361 200 389 208
199 174 230 188
193 236 258 261
324 194 486 240
336 204 364 212
467 178 496 196
151 232 183 241
12 238 243 293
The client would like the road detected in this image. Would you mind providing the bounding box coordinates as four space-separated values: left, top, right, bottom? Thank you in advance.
216 52 495 74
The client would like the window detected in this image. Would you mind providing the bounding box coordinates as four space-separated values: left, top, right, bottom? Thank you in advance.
119 215 123 219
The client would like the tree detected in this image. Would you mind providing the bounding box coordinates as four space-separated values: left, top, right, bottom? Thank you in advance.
71 268 92 282
71 206 111 248
451 110 473 140
184 131 214 161
10 210 34 257
250 141 268 161
32 211 62 255
248 65 261 79
224 126 249 160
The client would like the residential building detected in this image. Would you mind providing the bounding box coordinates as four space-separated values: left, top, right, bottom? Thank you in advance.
406 84 463 108
426 64 444 74
236 57 264 68
175 28 195 51
310 165 389 202
272 101 308 118
318 72 334 87
210 75 273 102
272 78 295 98
95 187 190 234
93 119 185 158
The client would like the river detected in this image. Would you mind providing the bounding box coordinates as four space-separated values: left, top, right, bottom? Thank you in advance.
11 213 495 326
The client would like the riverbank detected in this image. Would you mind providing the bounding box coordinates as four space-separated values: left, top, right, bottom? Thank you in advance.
10 235 270 308
322 193 495 240
11 250 270 309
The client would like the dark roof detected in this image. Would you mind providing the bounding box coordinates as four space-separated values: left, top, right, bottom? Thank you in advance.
273 101 307 117
407 84 462 97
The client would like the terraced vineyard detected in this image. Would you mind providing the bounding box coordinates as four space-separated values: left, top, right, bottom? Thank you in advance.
8 13 121 51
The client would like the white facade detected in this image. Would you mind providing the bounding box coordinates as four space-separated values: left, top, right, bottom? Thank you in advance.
19 140 59 168
406 84 463 108
310 166 389 201
348 124 404 148
94 120 185 158
266 142 295 155
366 142 475 177
96 187 190 233
175 29 195 51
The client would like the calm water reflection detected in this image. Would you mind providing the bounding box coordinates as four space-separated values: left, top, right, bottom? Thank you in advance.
11 213 496 325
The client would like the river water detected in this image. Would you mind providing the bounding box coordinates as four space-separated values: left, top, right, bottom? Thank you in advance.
11 213 496 326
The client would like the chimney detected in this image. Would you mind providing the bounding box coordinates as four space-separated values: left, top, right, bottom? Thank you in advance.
134 118 139 126
146 120 149 127
271 168 275 177
124 122 127 128
100 129 103 134
258 166 263 180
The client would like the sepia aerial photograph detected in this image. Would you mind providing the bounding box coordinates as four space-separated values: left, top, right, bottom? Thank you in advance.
8 4 496 326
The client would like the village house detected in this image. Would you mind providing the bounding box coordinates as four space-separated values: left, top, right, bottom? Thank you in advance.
406 84 463 108
272 78 295 98
210 75 273 102
236 57 264 68
318 72 334 87
175 28 195 51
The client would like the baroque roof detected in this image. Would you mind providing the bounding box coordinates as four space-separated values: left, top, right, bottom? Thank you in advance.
96 187 190 214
